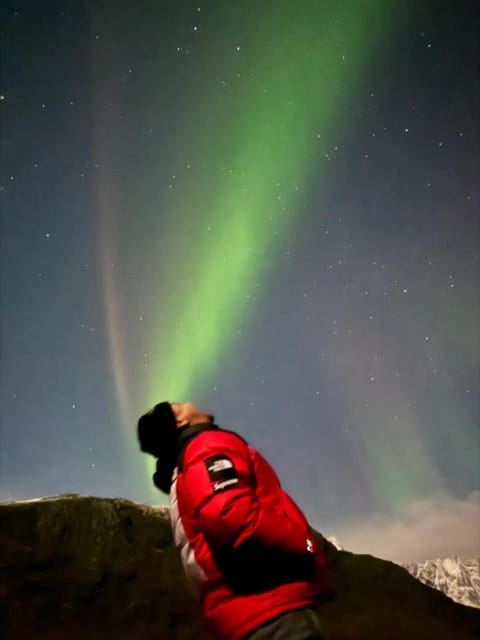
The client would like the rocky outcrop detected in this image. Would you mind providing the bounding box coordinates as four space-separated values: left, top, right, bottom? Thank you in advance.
1 495 479 640
0 495 208 640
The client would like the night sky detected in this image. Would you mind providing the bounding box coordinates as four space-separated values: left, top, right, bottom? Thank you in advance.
1 1 479 562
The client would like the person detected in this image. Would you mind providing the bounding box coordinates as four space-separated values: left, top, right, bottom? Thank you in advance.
137 401 328 640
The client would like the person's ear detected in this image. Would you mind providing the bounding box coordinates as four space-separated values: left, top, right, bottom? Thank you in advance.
174 410 190 428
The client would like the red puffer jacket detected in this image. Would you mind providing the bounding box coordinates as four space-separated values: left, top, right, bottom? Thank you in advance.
169 425 328 640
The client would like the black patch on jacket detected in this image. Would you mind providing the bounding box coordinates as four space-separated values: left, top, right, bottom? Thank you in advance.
205 455 239 492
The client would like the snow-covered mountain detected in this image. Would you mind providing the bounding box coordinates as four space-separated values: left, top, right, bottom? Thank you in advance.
327 536 344 551
403 557 480 609
327 537 479 609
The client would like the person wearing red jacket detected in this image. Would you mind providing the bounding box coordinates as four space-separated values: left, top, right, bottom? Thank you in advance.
137 401 327 640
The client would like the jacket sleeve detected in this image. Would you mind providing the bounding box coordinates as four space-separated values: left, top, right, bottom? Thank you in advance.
181 432 314 557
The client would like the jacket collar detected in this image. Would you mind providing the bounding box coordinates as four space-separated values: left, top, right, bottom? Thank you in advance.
177 422 219 464
178 422 218 448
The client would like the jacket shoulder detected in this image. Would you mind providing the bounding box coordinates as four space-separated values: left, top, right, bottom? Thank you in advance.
182 428 249 468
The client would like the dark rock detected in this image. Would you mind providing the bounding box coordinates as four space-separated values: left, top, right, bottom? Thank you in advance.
0 495 208 640
0 495 479 639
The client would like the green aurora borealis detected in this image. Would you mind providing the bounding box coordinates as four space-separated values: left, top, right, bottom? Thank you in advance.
142 2 391 405
95 2 477 507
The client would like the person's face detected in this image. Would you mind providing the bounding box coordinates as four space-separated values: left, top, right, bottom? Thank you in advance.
170 402 214 427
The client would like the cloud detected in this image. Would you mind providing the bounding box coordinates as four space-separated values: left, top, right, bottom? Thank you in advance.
334 491 480 563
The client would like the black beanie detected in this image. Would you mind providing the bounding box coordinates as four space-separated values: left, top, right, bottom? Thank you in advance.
137 402 179 494
137 402 177 457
